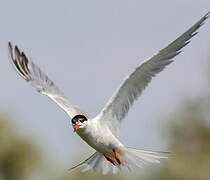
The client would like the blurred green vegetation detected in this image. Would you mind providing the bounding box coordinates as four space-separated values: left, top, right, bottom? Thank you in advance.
141 97 210 180
0 114 42 180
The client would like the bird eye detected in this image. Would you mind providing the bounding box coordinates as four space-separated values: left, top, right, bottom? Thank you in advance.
79 118 87 123
71 119 76 124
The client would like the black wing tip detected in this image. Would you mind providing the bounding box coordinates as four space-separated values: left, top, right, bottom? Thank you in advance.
195 11 209 31
205 11 210 18
8 42 31 81
8 42 20 59
199 11 210 26
8 41 12 48
14 45 21 57
8 41 14 59
180 11 209 46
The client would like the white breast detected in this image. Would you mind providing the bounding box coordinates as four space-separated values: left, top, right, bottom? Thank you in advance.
76 118 123 155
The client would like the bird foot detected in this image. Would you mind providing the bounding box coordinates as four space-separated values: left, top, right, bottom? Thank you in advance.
104 155 116 166
113 149 121 165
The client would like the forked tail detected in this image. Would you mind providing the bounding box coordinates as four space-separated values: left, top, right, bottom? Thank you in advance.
69 147 169 175
122 147 168 170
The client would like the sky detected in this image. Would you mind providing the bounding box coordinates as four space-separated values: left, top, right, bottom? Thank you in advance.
0 0 210 171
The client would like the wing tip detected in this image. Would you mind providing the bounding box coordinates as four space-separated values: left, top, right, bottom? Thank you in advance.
8 42 30 81
8 41 14 60
205 11 210 19
8 41 12 49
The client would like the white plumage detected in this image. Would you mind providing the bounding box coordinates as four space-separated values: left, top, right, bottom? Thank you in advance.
97 11 210 136
8 44 88 119
8 11 209 174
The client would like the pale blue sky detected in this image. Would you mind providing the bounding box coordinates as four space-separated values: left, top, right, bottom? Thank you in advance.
0 0 209 170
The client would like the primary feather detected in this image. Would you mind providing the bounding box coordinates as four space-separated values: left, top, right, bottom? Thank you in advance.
97 11 210 136
8 42 88 119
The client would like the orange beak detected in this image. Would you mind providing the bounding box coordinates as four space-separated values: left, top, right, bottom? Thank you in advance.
73 124 81 131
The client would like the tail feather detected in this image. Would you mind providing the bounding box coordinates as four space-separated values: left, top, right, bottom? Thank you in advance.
68 147 168 174
69 152 119 174
123 147 168 170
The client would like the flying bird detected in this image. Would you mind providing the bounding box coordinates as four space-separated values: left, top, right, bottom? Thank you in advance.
8 12 209 174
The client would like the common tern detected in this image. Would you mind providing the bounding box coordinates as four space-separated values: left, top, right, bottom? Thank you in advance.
8 11 209 174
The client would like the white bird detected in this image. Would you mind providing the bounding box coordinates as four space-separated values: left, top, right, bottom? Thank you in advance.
8 11 209 174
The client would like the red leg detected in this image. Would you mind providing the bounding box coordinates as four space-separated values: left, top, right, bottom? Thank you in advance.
104 155 115 166
113 149 121 165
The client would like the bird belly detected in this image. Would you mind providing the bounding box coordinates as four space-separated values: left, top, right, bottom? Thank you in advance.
77 128 123 156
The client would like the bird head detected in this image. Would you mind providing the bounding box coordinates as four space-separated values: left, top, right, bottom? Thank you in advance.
71 115 88 132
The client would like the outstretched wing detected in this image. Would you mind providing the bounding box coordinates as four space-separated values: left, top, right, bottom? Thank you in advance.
8 42 88 119
97 12 210 135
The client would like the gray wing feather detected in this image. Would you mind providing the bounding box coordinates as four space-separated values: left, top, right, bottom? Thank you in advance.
8 42 88 119
98 11 209 135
